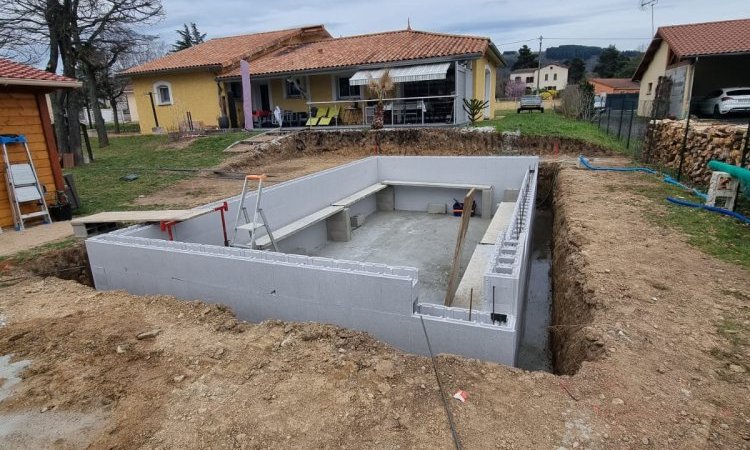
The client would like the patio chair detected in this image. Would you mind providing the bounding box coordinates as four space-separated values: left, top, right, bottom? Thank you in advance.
305 107 328 126
317 105 340 126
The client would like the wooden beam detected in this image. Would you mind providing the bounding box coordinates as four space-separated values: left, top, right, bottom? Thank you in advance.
35 93 65 192
444 188 476 307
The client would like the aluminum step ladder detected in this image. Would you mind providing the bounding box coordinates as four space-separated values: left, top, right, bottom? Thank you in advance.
230 174 278 251
1 134 52 231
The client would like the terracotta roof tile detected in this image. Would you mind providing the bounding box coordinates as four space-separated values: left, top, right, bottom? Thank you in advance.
220 29 493 78
589 78 640 90
0 58 78 84
659 18 750 58
123 26 329 75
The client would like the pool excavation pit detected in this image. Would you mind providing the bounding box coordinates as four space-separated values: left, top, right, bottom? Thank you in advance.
86 156 540 366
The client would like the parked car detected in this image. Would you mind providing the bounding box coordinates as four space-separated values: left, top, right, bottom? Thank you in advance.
697 87 750 117
517 95 544 113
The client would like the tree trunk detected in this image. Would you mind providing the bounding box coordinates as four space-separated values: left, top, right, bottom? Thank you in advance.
82 63 109 148
109 97 121 134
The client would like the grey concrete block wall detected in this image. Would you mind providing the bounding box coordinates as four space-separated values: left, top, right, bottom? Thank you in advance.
87 156 540 366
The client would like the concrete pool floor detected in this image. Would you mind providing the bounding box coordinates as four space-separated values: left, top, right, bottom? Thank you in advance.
312 211 489 305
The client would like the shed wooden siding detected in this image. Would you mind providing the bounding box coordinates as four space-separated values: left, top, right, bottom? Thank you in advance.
0 91 57 228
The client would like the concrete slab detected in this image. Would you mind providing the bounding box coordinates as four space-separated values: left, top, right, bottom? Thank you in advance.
0 221 73 258
312 211 489 305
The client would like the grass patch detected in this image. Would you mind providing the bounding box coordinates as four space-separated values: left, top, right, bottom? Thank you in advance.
66 131 253 215
624 174 750 268
0 237 78 264
485 109 627 152
103 122 141 133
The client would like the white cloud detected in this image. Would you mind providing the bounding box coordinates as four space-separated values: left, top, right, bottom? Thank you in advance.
149 0 747 51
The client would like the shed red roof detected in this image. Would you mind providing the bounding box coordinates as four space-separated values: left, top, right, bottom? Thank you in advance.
0 58 79 87
220 29 498 78
633 18 750 81
123 26 331 76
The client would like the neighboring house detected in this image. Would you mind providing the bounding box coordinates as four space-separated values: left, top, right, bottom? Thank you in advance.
510 63 568 92
123 25 332 133
124 26 503 133
632 18 750 118
0 58 80 230
589 78 640 95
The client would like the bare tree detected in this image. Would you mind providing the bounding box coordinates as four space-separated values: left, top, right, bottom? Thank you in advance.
0 0 163 162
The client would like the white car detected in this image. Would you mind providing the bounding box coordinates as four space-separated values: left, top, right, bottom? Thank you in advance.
698 87 750 117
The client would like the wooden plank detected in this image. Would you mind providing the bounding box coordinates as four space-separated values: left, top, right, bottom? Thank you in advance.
254 205 345 248
332 183 387 207
444 188 476 307
382 180 492 191
71 209 215 225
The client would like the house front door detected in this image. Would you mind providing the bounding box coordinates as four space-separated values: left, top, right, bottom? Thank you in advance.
259 84 270 111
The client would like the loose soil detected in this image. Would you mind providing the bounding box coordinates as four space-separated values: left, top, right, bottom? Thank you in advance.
135 129 612 209
1 157 749 449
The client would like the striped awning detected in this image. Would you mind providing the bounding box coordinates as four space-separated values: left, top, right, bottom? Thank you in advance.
349 62 451 86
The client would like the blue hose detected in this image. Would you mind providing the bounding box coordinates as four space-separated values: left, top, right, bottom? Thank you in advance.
578 155 657 174
663 175 708 201
666 197 750 224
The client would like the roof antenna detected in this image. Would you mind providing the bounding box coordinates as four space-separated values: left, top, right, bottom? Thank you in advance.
407 18 411 31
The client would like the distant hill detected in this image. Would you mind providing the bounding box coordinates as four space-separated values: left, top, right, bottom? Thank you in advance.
545 45 603 61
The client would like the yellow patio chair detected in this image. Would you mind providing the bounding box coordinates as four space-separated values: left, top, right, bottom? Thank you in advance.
305 107 328 126
317 105 340 126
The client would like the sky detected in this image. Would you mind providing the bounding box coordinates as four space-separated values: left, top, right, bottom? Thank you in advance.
148 0 748 52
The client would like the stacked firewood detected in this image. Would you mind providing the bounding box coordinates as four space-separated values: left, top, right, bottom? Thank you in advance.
646 119 748 185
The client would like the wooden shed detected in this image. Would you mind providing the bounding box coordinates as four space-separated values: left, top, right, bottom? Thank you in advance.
0 58 80 230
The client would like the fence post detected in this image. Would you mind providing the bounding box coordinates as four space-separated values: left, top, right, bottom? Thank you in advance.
625 107 635 151
616 106 625 140
606 107 612 134
676 112 692 182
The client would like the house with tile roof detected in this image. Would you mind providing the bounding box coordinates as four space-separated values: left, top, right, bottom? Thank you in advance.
589 78 640 95
123 25 332 133
0 58 80 230
123 25 503 133
632 18 750 117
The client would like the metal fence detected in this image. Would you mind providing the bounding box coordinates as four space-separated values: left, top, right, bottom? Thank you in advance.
590 94 650 160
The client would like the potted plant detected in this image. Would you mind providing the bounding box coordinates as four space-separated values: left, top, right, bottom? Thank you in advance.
48 190 73 222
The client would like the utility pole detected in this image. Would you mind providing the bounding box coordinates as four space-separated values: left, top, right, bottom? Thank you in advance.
536 35 543 93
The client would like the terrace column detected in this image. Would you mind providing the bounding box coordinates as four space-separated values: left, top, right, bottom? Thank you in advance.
241 60 254 130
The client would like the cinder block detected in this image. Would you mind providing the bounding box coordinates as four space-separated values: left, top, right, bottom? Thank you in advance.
376 186 395 211
350 214 365 228
426 203 447 214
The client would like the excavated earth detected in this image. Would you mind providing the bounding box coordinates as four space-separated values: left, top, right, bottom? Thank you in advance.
0 157 749 449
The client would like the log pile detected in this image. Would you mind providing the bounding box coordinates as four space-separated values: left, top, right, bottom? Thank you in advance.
646 119 748 185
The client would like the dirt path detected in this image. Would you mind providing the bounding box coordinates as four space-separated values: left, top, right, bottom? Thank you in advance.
0 222 73 258
0 161 748 449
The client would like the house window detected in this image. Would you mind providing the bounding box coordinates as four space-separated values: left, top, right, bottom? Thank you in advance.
553 73 557 81
153 81 172 106
525 76 534 83
647 82 653 95
284 79 304 99
545 74 549 81
514 76 522 82
337 77 361 99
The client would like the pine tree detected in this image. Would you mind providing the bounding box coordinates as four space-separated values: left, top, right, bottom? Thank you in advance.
568 58 586 84
593 46 629 78
171 23 206 52
512 45 538 70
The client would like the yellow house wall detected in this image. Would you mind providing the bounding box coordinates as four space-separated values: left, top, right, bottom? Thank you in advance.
132 71 220 134
637 41 670 116
269 74 334 112
471 56 497 120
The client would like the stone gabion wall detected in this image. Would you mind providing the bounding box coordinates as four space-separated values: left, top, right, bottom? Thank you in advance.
646 120 748 185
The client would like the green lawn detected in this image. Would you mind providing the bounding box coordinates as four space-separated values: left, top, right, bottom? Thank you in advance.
66 132 253 215
485 109 628 152
624 175 750 269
